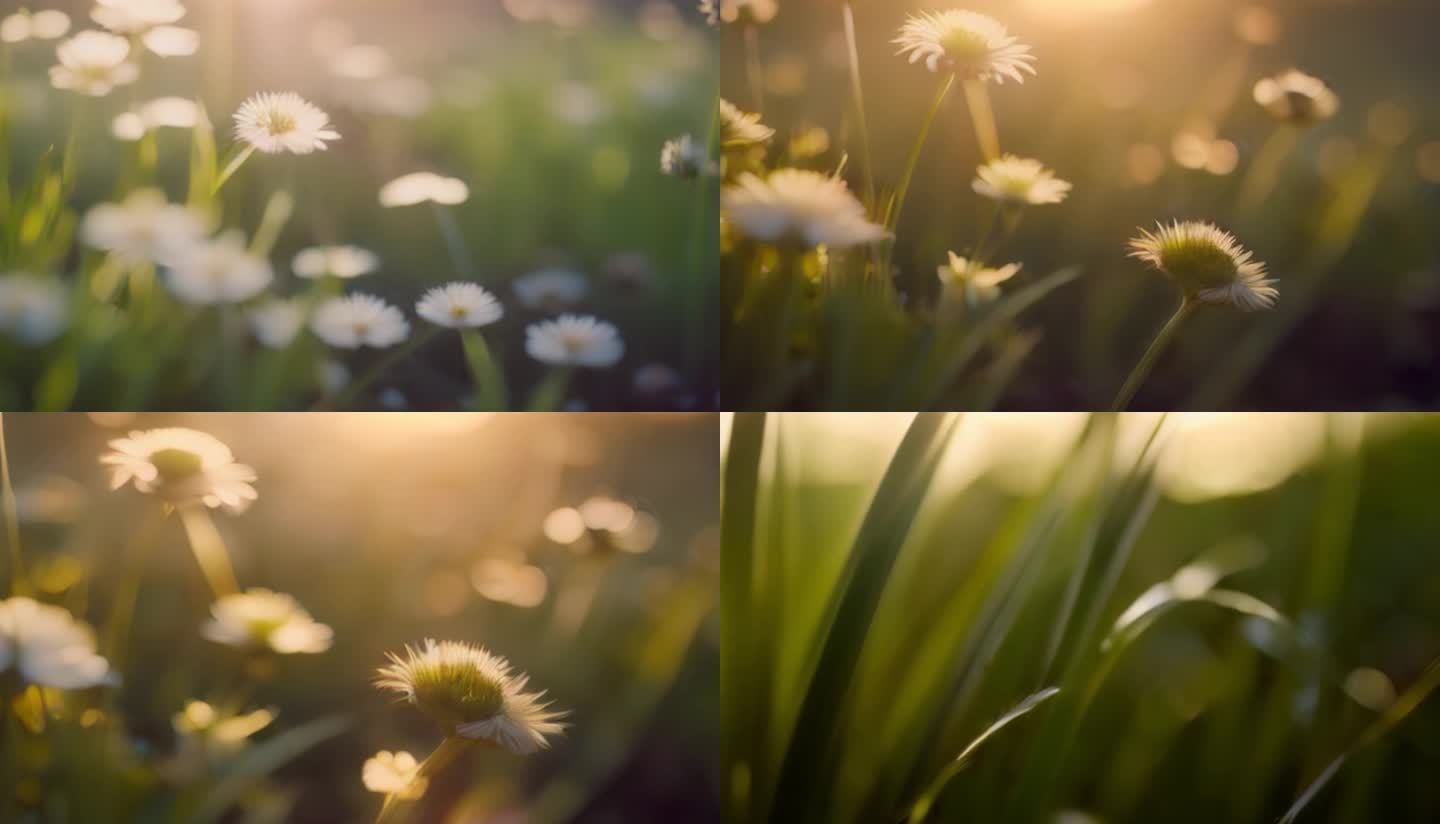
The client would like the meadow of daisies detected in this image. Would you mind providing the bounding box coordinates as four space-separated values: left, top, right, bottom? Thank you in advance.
0 411 719 822
0 0 717 411
717 0 1440 410
724 411 1440 824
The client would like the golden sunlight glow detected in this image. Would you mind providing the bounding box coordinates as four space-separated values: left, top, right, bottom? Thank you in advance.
1020 0 1153 21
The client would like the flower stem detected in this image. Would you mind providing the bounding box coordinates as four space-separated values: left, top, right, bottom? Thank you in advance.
177 504 240 600
432 203 477 280
1111 298 1199 412
885 74 955 234
1235 124 1300 220
841 2 876 210
102 508 167 667
962 78 1000 162
249 189 295 259
212 144 256 195
744 24 765 114
0 414 27 597
376 736 473 824
316 327 444 411
460 329 508 411
527 367 573 411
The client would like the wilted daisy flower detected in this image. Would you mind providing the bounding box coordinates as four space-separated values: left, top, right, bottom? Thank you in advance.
701 0 778 26
233 92 339 155
1129 221 1278 311
291 245 379 280
512 269 589 312
973 155 1072 206
526 314 624 368
417 283 504 329
248 299 307 349
102 428 259 513
894 10 1036 83
203 589 333 655
162 231 275 306
661 134 717 178
49 30 138 96
362 750 427 798
0 597 112 689
719 98 774 147
1 9 71 43
310 293 410 349
81 188 209 265
376 639 566 754
91 0 185 34
938 252 1021 301
1253 69 1339 125
378 172 470 207
722 169 889 249
141 24 198 57
0 274 68 346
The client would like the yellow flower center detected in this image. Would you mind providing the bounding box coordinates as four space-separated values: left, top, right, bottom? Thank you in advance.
411 663 506 727
149 448 204 481
262 110 297 136
939 27 991 68
1159 242 1238 290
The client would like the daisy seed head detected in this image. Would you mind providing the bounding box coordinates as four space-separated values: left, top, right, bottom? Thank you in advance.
1128 220 1278 311
894 10 1036 83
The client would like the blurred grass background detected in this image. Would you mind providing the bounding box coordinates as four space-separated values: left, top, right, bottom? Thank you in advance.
4 412 719 823
723 412 1440 824
0 0 717 410
720 0 1440 409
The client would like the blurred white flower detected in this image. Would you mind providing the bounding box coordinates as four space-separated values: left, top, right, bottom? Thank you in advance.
1 9 71 43
92 0 185 34
526 314 624 368
894 10 1036 83
938 252 1021 302
512 269 589 312
362 750 427 797
722 169 889 249
344 75 433 119
0 597 112 689
142 24 198 57
0 274 68 346
248 299 307 349
163 231 274 306
49 30 138 96
81 188 209 265
661 134 717 178
417 283 504 329
472 559 548 608
310 293 410 349
1129 221 1278 311
329 44 391 80
973 155 1072 206
376 639 566 754
233 92 339 155
102 427 259 513
291 245 379 280
173 700 275 756
378 172 469 207
702 0 778 26
1253 69 1339 125
203 589 333 655
551 82 607 127
720 98 774 147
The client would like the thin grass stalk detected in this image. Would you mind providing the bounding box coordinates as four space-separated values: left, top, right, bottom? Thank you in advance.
744 25 765 114
177 504 239 599
432 204 477 280
212 144 255 196
0 414 26 596
961 79 999 162
460 329 508 411
884 75 956 235
841 2 876 210
722 413 767 823
1111 298 1199 412
1234 124 1300 220
526 367 573 411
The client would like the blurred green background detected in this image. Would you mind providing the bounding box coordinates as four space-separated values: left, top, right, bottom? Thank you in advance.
720 0 1440 410
3 411 719 822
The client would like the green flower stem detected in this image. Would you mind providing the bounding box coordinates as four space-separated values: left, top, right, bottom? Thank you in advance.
376 736 474 824
744 24 765 114
1235 124 1300 220
962 78 1000 162
249 189 296 259
316 327 444 411
102 508 167 668
0 414 26 597
1111 298 1199 412
527 367 573 411
885 73 955 234
212 144 256 196
177 504 240 600
841 2 876 210
460 329 508 411
431 203 477 280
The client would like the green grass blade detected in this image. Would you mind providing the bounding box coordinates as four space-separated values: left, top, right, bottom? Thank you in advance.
723 413 767 823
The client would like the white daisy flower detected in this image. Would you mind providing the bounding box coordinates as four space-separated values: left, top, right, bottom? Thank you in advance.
233 92 339 155
973 155 1072 206
1128 221 1278 311
91 0 185 34
141 24 198 57
721 169 889 249
1253 69 1339 125
49 30 138 97
512 269 589 312
173 701 275 756
248 299 307 349
894 10 1036 83
376 639 566 754
0 274 69 346
416 283 504 329
378 173 470 208
660 134 717 178
202 589 334 655
0 597 112 689
719 98 774 147
101 428 259 513
81 188 209 265
526 314 624 368
310 293 410 349
1 9 71 43
937 252 1021 301
291 245 379 280
162 231 275 306
362 750 427 798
